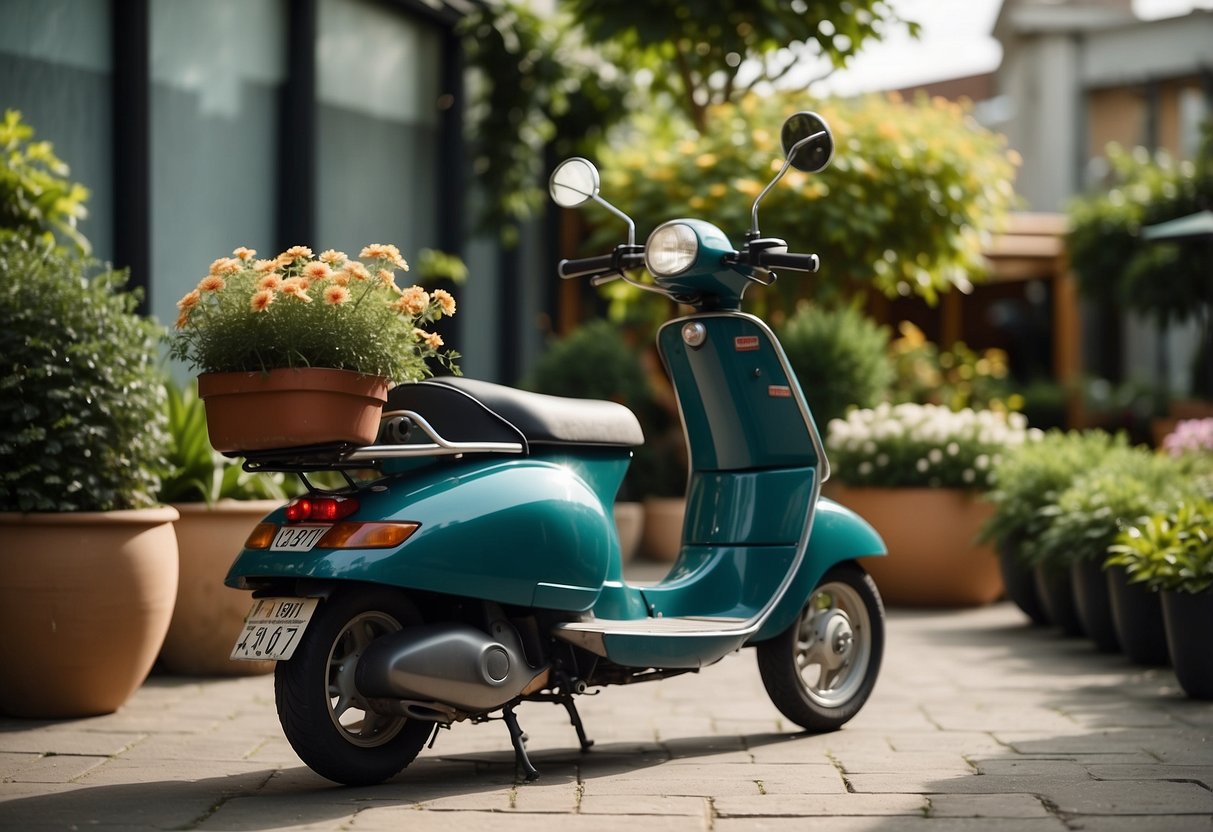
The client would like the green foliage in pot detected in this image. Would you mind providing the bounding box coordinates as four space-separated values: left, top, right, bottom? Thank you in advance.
159 378 300 505
0 231 168 511
888 321 1020 413
1107 498 1213 595
980 429 1124 558
0 109 91 254
778 302 892 428
1034 446 1190 569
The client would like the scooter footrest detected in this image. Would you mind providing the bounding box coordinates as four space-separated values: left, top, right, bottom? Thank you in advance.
553 616 750 658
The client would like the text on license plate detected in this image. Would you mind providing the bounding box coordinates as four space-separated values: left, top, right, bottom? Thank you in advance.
230 597 319 661
271 525 329 551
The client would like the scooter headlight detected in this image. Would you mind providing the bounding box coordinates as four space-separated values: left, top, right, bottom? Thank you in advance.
645 222 699 277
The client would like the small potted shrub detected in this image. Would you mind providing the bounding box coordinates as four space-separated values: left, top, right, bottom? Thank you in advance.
982 430 1122 629
1108 497 1213 698
156 379 300 676
0 231 178 717
527 319 656 560
825 403 1040 606
169 244 459 452
1035 446 1188 652
778 302 893 429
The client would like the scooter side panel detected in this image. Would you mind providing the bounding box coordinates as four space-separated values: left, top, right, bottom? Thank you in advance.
225 454 626 612
747 497 887 643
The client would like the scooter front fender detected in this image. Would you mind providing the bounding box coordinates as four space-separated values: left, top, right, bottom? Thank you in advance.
749 496 886 642
225 454 626 612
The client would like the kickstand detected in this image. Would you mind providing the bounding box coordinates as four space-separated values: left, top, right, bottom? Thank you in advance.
502 705 539 782
560 695 594 753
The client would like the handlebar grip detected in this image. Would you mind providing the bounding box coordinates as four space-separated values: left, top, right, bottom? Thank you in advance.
558 254 617 279
759 251 820 273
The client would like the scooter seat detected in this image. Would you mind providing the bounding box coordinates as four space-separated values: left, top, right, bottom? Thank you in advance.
387 376 644 448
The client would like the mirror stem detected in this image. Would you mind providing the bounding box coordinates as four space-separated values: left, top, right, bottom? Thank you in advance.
594 196 636 246
748 130 826 236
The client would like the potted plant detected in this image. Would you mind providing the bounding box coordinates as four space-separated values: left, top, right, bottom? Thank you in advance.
778 302 893 430
1108 497 1213 699
0 231 178 718
155 379 300 676
825 402 1040 606
981 430 1123 629
1035 446 1188 652
527 319 655 561
169 244 459 453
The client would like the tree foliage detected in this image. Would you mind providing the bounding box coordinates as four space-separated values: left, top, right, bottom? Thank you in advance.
0 109 91 254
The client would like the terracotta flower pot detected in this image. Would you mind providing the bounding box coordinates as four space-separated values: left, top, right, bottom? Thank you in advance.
0 507 179 718
829 485 1004 607
158 500 281 676
198 367 388 452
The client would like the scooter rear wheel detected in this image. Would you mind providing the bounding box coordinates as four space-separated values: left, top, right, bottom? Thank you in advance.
275 587 433 785
757 562 884 732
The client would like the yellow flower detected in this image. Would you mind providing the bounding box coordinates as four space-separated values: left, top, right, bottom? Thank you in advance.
176 289 201 311
197 275 225 293
323 284 350 305
432 288 456 316
250 289 275 312
232 246 256 261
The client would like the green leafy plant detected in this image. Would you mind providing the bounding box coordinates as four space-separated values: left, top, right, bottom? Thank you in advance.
0 109 91 253
0 231 168 511
778 302 893 428
888 321 1020 413
158 379 299 504
826 403 1039 490
168 244 459 382
980 429 1123 557
1033 446 1191 569
1108 498 1213 594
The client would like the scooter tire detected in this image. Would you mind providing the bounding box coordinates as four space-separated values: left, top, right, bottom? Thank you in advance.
756 561 884 732
275 586 433 786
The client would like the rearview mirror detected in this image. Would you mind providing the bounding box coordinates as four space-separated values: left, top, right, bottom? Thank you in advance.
781 111 833 173
549 157 601 208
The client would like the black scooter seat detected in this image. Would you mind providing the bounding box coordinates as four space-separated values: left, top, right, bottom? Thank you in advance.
386 376 644 449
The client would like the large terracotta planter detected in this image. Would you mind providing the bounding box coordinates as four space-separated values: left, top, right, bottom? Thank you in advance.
198 367 388 452
0 507 179 718
830 485 1003 607
641 497 685 562
158 500 280 676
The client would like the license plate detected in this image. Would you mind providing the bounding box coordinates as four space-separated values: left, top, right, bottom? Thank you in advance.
230 597 319 661
271 525 329 551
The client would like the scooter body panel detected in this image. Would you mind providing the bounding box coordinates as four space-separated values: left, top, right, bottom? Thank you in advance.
225 449 630 612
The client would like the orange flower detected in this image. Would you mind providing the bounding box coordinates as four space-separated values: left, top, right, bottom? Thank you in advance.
303 261 332 281
253 258 278 273
209 257 241 276
377 268 395 287
397 285 429 315
432 288 456 316
175 310 191 329
331 271 351 286
250 289 275 312
197 275 226 292
319 249 346 266
359 243 391 260
324 284 350 305
280 245 313 261
258 274 283 291
345 262 370 281
281 278 312 303
414 328 443 349
232 246 257 261
176 289 201 311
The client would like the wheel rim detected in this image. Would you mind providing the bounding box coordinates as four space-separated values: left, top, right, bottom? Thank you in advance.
794 580 872 708
325 610 408 748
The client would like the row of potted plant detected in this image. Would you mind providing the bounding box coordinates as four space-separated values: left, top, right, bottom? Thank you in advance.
981 420 1213 700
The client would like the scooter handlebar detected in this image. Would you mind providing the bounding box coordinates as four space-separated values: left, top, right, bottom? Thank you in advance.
757 251 820 273
558 254 617 280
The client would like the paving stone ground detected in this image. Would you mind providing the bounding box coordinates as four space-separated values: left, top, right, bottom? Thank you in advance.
2 568 1211 832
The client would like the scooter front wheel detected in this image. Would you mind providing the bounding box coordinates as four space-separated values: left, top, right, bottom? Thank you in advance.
275 587 433 785
757 562 884 732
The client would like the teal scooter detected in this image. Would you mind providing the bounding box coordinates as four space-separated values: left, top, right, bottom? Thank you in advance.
224 112 887 787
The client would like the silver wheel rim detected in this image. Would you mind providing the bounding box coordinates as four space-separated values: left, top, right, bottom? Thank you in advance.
325 610 407 748
794 580 872 708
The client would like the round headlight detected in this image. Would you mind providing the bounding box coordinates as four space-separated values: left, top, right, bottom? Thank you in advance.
645 222 699 277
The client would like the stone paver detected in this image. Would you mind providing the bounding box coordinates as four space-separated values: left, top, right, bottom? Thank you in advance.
1 596 1211 831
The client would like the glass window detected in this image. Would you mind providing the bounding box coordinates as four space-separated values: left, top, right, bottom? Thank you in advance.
315 0 441 262
149 0 286 330
0 0 112 260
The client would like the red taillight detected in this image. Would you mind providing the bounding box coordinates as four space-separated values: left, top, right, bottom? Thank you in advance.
284 496 359 522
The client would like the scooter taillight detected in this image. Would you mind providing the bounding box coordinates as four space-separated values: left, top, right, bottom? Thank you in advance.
284 496 359 522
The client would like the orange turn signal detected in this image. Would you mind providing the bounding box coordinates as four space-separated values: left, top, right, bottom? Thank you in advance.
318 522 420 549
245 523 277 549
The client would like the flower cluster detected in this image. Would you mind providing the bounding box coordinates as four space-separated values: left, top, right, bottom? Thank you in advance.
169 244 458 383
826 403 1042 489
1163 418 1213 457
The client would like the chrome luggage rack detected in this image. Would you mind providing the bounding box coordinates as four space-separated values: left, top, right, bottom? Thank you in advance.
239 410 525 474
